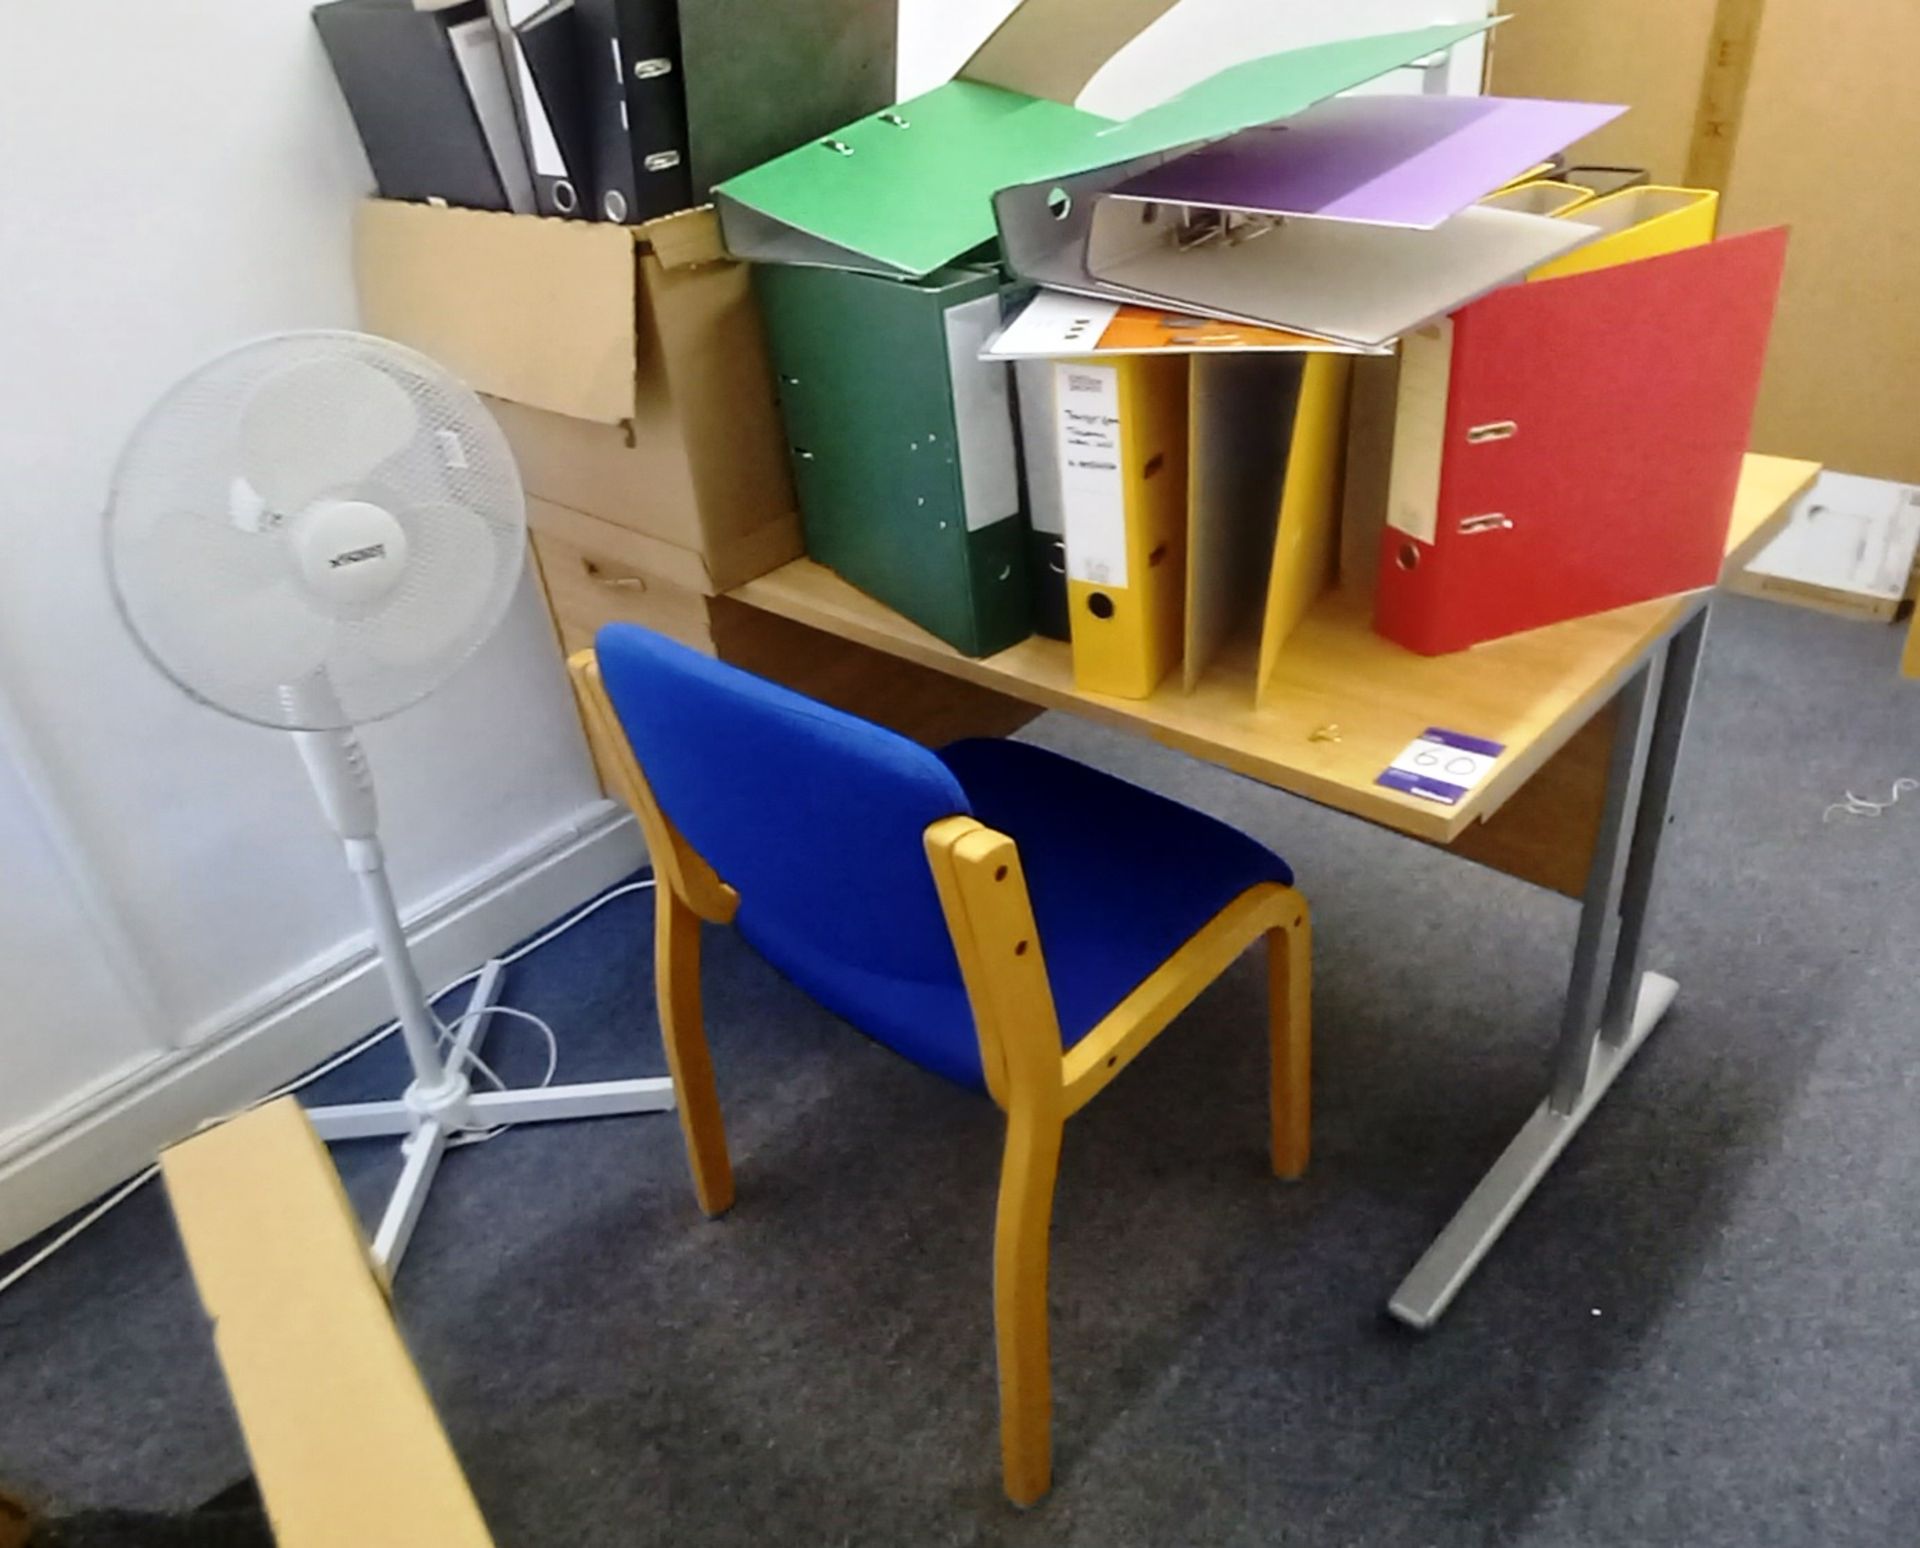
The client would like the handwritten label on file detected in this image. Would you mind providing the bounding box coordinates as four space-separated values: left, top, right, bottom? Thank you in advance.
1054 363 1127 588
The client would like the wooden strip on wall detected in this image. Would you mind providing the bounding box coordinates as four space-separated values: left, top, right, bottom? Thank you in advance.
1684 0 1768 189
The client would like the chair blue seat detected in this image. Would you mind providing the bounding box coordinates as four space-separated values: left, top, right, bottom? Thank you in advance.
938 739 1293 1056
594 623 1292 1093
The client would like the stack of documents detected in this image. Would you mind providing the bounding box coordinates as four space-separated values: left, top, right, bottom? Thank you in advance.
313 0 895 225
576 0 1792 684
313 2 1791 686
986 174 1785 684
724 2 1508 662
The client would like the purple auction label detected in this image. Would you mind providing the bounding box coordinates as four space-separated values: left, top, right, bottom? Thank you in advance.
1376 727 1507 806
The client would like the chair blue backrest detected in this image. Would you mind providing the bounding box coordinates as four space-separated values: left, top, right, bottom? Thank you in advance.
595 623 985 1084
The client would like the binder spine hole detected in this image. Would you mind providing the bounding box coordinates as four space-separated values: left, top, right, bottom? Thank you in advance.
1015 940 1030 956
1047 188 1072 220
994 865 1008 882
552 181 578 215
1396 543 1422 572
1147 543 1169 568
1466 420 1518 444
822 139 855 156
794 447 815 461
1142 453 1166 479
879 112 910 128
1087 593 1116 620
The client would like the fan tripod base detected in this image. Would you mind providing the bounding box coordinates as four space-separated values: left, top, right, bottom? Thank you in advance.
305 959 675 1272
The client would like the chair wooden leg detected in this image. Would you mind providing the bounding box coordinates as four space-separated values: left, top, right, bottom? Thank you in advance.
655 886 734 1216
1266 897 1313 1180
994 1101 1065 1508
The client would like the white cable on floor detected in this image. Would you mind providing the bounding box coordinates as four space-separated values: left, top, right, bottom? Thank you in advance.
439 1004 564 1148
0 1167 161 1299
0 877 655 1299
1823 777 1919 822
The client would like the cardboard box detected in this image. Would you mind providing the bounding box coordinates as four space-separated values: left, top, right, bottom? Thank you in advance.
355 199 798 593
162 1100 494 1548
1731 471 1920 622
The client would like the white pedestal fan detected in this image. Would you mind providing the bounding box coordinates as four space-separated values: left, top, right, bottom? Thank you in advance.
105 331 673 1272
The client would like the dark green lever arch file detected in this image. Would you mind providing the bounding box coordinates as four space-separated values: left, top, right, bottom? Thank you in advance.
755 263 1033 658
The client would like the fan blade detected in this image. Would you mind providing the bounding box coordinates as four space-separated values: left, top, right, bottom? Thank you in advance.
132 510 333 694
238 355 419 514
356 502 502 668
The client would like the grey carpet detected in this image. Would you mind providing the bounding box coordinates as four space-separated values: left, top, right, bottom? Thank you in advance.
3 594 1918 1546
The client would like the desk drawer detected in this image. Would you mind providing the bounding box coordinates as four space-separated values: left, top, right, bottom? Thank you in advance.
533 534 1040 798
532 530 719 657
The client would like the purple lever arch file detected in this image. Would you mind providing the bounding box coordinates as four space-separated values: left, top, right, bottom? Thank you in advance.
1112 94 1624 229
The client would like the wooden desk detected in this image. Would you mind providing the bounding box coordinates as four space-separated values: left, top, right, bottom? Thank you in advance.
736 455 1817 869
729 452 1818 1327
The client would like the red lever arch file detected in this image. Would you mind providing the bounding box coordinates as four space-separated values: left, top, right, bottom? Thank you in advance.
1372 225 1789 655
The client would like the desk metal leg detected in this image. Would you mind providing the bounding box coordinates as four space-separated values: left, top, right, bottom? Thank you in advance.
1601 607 1711 1046
1387 602 1711 1330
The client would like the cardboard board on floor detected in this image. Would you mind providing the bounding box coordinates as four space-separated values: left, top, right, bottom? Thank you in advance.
162 1100 495 1548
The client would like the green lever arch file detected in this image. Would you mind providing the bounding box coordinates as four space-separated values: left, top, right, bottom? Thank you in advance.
755 264 1034 658
715 12 1495 279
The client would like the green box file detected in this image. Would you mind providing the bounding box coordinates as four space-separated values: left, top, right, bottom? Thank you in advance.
756 264 1034 657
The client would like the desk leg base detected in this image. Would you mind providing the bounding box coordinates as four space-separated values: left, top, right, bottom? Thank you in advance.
1387 970 1678 1332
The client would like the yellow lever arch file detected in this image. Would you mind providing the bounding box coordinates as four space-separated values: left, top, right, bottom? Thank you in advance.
1530 185 1719 280
1255 354 1351 703
1054 355 1190 699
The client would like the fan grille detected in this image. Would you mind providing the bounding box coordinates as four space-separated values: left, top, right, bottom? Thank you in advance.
106 331 526 730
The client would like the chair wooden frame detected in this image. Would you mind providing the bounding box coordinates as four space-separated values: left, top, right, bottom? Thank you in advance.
570 650 1312 1506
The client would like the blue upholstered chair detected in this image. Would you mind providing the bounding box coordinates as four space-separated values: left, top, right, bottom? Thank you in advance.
579 624 1311 1506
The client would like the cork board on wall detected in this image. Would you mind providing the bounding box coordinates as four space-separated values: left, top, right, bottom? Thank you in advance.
1719 0 1920 486
1494 0 1920 486
1487 0 1718 183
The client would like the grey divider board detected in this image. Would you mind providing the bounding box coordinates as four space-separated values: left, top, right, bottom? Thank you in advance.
1339 353 1402 602
1183 355 1302 692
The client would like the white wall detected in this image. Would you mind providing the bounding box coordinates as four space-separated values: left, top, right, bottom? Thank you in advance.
0 0 638 1247
0 710 155 1138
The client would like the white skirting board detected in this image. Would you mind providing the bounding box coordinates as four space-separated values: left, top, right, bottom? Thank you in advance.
0 803 648 1256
